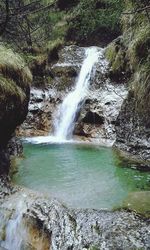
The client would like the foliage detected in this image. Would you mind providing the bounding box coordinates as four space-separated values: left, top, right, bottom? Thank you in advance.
106 0 150 133
67 0 124 43
0 0 54 48
133 63 150 120
127 25 150 68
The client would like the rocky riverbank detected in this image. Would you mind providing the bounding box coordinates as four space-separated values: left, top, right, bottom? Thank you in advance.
0 181 150 250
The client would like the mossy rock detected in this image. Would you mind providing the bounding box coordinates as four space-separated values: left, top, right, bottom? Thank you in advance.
0 44 32 89
127 25 150 69
0 44 32 149
46 39 64 63
123 191 150 218
105 38 130 80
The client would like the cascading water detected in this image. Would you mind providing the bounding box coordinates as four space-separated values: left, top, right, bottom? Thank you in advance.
54 47 100 140
25 46 102 144
0 194 28 250
0 189 51 250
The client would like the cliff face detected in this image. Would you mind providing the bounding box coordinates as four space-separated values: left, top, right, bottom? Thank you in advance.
0 44 32 175
106 0 150 167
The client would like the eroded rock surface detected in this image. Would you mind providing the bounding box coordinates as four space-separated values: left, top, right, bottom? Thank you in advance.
27 198 150 250
0 185 150 250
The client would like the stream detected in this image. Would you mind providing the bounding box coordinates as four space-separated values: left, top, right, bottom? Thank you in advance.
0 46 150 250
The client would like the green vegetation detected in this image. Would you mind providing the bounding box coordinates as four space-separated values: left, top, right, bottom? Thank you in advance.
0 43 32 108
0 76 25 102
0 44 32 87
105 40 127 79
0 43 32 150
47 11 68 42
106 0 150 79
133 63 150 123
123 191 150 218
67 0 124 43
106 0 150 167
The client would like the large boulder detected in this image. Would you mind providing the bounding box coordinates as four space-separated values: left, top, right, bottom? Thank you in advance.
0 44 32 174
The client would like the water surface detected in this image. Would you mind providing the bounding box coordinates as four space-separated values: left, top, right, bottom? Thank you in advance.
13 143 150 209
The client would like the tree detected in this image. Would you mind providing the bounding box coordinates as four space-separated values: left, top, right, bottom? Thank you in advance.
123 0 150 22
0 0 54 49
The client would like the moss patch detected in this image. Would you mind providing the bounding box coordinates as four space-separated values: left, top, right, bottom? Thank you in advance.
0 44 32 88
123 191 150 218
0 75 26 102
0 44 31 148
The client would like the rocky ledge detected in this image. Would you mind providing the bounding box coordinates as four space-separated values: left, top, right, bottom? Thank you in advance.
0 44 32 175
0 184 150 250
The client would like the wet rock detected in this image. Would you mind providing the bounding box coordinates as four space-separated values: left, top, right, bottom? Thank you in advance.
82 111 104 125
7 137 23 157
58 45 85 66
114 87 150 169
19 45 128 142
0 185 150 250
18 88 59 137
0 45 31 175
123 191 150 218
0 176 18 200
52 65 78 78
75 83 127 140
26 198 150 250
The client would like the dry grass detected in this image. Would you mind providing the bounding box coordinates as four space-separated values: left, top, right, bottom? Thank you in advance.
0 75 26 102
0 44 32 88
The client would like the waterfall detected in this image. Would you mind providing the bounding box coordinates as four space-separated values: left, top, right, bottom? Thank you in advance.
0 194 28 250
54 47 100 140
25 46 101 144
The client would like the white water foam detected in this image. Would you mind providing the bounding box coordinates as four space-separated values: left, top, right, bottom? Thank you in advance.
54 47 100 140
0 194 28 250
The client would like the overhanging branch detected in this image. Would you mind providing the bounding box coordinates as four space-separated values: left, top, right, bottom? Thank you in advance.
122 5 150 15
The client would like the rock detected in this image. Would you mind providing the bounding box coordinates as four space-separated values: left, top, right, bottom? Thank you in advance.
19 45 127 142
123 191 150 218
82 111 104 124
18 88 63 137
26 197 150 250
0 183 150 250
114 87 150 168
75 83 127 140
7 137 23 157
0 44 32 175
107 3 150 169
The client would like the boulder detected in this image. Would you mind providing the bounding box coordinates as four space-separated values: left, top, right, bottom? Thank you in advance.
0 44 32 174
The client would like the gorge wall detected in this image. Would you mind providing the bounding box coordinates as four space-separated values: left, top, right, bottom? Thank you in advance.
106 0 150 168
0 44 32 175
